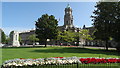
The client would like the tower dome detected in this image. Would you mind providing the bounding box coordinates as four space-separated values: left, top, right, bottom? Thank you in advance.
66 4 71 9
65 4 72 11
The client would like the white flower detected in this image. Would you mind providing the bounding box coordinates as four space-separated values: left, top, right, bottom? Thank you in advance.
16 64 22 66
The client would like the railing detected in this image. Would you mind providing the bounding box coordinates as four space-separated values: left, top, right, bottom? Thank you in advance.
1 63 119 68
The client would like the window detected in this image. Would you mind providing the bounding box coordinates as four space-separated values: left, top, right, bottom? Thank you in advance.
66 21 68 24
67 11 69 14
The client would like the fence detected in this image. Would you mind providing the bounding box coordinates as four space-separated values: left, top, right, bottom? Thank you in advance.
1 63 119 68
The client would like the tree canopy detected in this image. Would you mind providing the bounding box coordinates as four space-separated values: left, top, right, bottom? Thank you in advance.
28 34 39 45
1 30 6 44
35 14 58 47
91 2 120 50
79 29 93 41
57 30 76 44
57 29 93 46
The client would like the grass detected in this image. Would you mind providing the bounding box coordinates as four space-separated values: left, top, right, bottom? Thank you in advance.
1 46 120 63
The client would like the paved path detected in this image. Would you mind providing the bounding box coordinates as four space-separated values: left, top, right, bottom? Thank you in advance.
82 46 116 50
50 45 116 50
1 44 117 50
38 45 116 50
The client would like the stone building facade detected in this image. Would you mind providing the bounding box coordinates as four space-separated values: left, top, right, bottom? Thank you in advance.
9 30 35 46
19 30 35 45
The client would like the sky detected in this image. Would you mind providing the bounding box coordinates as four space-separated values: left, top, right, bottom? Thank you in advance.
2 2 96 35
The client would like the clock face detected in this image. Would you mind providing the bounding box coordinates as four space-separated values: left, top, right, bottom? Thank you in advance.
67 11 69 13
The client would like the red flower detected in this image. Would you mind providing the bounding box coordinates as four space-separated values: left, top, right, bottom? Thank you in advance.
117 59 120 63
107 58 117 63
54 57 64 58
19 58 25 59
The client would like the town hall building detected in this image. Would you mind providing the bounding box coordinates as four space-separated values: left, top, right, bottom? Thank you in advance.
9 4 114 47
9 4 82 46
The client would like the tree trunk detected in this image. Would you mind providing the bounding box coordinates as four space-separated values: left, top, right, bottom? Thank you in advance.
33 41 35 47
45 39 47 47
116 48 120 51
76 38 79 46
105 40 108 51
116 42 120 52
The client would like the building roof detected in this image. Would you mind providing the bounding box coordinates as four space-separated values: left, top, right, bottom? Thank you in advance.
65 4 72 12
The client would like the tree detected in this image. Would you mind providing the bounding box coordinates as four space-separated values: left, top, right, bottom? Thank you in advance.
57 30 62 41
57 29 93 46
9 31 14 37
5 36 10 44
19 36 22 45
57 30 76 45
110 2 120 51
9 31 14 43
1 31 6 44
28 34 39 45
79 29 93 41
62 31 75 44
35 14 58 47
75 29 93 46
91 2 119 50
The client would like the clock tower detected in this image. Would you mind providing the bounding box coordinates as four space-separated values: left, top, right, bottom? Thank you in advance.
64 4 74 28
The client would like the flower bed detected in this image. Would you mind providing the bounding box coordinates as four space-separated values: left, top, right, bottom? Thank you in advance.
2 57 120 67
80 58 120 64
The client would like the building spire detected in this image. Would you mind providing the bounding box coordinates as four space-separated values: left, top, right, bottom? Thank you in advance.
83 25 86 29
66 3 71 8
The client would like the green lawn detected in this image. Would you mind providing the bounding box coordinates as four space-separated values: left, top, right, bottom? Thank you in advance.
1 46 120 63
